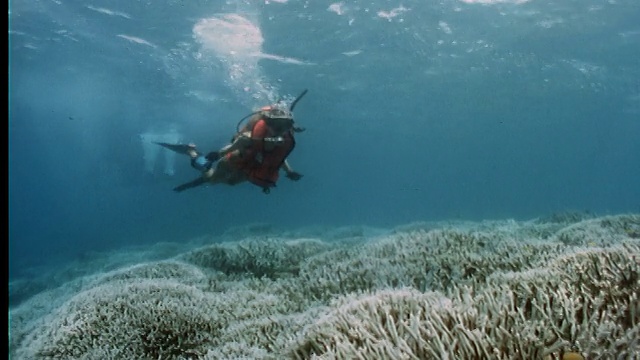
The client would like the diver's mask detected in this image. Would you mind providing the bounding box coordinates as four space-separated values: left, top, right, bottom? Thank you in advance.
260 105 295 130
235 90 308 133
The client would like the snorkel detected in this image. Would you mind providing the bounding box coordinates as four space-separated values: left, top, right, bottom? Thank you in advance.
235 89 308 133
289 89 307 133
289 89 307 111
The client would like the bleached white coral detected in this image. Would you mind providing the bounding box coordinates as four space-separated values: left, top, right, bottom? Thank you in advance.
14 279 222 359
180 237 332 279
9 215 640 359
554 214 640 246
288 243 640 359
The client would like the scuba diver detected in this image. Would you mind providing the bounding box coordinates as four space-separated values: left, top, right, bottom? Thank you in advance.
157 90 307 194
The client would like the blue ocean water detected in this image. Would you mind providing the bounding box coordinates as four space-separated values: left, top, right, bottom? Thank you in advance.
8 0 640 279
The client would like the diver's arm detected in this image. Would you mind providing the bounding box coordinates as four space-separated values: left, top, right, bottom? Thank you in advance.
217 132 251 156
282 160 303 181
215 120 278 159
282 160 293 173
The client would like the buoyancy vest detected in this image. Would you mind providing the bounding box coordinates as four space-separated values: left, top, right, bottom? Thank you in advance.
237 118 296 189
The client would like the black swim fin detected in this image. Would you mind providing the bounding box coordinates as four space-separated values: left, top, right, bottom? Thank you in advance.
155 142 196 155
173 176 208 192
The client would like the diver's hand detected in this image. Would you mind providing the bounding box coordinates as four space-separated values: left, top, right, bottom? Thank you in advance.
286 171 303 181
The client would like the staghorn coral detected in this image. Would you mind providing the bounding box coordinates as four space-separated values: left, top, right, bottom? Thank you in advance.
179 237 333 279
12 277 302 359
295 228 569 303
9 215 640 359
482 243 640 358
553 214 640 246
287 288 457 359
90 260 210 287
9 241 195 309
13 279 219 359
288 244 640 359
536 211 596 225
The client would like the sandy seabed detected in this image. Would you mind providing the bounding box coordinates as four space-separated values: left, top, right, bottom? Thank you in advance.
9 213 640 359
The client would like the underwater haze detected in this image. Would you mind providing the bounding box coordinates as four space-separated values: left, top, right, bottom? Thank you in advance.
8 1 640 359
8 0 640 279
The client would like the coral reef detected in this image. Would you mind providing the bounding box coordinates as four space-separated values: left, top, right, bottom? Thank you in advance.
9 214 640 359
9 241 193 308
180 237 333 279
289 243 639 359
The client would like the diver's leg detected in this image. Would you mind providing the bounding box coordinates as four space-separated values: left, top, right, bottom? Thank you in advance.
173 155 220 192
190 153 213 171
155 142 197 156
203 156 247 186
203 159 230 184
173 177 208 192
188 133 251 172
155 142 212 171
189 146 226 172
174 153 246 192
182 132 251 172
